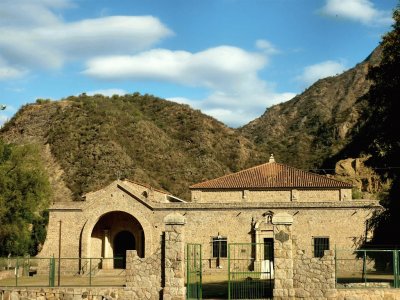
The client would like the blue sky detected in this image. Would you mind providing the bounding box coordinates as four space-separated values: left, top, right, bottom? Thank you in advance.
0 0 397 127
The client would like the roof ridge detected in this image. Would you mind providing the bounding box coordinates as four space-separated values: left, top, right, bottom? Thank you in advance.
190 161 352 189
280 163 353 185
189 161 273 188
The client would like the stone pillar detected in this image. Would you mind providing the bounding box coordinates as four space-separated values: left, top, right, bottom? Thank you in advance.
163 213 186 300
272 212 295 300
103 229 113 269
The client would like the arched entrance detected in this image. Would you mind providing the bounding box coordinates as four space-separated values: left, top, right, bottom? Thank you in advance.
90 211 145 269
113 230 136 268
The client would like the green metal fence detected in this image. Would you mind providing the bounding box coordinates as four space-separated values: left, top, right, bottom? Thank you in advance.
186 244 202 300
0 257 125 287
228 243 273 299
335 249 400 288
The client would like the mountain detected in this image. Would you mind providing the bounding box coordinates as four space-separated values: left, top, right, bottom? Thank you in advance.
240 47 382 170
0 47 384 202
0 94 266 201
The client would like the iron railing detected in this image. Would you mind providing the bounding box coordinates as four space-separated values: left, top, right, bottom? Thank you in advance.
228 243 273 299
335 249 400 288
0 257 125 287
186 244 202 300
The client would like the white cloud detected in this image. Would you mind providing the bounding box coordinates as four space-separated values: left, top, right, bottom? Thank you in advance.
0 105 15 126
0 61 28 80
86 89 127 97
0 114 8 126
255 39 279 55
296 60 347 86
0 1 173 71
83 47 266 89
0 0 71 27
84 46 296 127
320 0 392 26
170 90 296 127
0 1 296 127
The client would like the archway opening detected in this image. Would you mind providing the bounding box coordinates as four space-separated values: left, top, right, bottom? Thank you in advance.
90 211 145 269
113 230 135 268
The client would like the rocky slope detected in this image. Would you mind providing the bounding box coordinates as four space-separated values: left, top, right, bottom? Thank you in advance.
0 94 266 201
240 47 382 170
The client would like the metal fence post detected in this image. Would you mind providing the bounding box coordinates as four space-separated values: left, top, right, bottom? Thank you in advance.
398 251 400 289
362 250 367 285
49 256 55 287
394 250 399 288
48 257 51 287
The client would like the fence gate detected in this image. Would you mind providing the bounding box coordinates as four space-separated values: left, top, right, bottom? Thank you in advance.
228 243 273 299
187 244 202 300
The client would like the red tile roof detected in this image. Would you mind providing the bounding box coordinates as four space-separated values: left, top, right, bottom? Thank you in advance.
190 162 352 189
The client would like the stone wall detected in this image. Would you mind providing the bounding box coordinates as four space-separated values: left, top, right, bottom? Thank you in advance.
273 222 295 300
0 287 122 300
336 289 400 299
291 239 400 300
123 213 186 300
163 214 186 300
125 249 162 300
293 248 336 299
41 178 377 273
191 188 349 203
122 180 170 203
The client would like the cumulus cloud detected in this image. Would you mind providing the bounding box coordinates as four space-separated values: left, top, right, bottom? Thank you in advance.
0 1 295 127
83 46 296 126
86 89 127 97
0 59 28 80
0 1 173 71
170 91 296 127
0 0 71 27
255 39 279 55
320 0 392 26
0 114 8 126
296 60 347 86
83 47 266 89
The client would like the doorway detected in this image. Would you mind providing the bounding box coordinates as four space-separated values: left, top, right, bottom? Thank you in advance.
113 230 136 268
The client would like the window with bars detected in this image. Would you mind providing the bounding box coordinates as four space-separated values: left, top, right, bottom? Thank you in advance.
212 237 227 258
313 237 329 258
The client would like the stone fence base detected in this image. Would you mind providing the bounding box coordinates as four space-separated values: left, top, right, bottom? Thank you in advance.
0 287 123 300
336 289 400 300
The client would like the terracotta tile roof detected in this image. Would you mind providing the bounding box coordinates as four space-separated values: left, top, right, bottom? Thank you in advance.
190 162 352 189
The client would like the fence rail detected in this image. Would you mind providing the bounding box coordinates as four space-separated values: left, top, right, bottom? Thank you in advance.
0 257 125 287
228 243 273 299
335 249 400 289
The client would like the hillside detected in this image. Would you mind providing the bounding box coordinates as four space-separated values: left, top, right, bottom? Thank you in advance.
0 94 266 200
0 47 385 202
240 47 382 170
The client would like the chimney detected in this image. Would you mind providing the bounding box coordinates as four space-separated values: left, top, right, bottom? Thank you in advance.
269 154 275 163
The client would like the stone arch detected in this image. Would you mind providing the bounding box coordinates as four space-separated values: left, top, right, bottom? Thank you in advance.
81 206 153 260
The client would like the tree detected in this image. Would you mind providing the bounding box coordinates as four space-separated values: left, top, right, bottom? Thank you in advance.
364 5 400 247
0 140 51 256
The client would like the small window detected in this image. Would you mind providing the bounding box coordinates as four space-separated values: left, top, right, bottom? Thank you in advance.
313 237 329 258
212 237 227 258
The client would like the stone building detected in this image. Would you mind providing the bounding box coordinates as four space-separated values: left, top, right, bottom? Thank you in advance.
38 155 380 299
